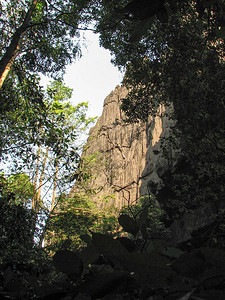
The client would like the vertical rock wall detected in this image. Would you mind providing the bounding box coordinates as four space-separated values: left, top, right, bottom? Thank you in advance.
70 85 175 209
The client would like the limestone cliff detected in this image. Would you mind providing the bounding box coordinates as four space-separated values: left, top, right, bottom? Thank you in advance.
70 85 175 209
69 85 225 246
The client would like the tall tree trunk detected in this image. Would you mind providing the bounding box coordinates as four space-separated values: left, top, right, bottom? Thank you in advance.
32 144 41 210
0 0 38 88
39 157 59 247
35 146 49 213
50 157 59 213
31 146 48 240
0 53 18 88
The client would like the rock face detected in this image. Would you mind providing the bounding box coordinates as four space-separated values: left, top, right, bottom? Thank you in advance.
69 85 225 246
70 85 175 209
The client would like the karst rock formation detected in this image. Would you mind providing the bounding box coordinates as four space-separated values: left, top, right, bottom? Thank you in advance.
69 84 223 245
70 85 176 209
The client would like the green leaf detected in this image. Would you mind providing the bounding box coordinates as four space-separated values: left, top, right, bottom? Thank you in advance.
126 251 173 287
171 250 206 278
80 233 92 245
79 272 137 298
130 17 155 42
78 246 100 268
53 250 83 279
146 239 167 253
137 205 148 226
91 232 128 258
118 214 139 235
161 247 184 258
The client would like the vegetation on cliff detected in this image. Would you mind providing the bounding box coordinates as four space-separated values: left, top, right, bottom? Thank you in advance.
1 0 225 299
97 1 225 217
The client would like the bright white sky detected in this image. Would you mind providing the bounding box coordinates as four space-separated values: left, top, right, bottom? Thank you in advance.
39 31 124 147
63 31 124 119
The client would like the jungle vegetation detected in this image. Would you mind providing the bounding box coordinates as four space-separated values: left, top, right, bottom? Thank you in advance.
1 1 225 299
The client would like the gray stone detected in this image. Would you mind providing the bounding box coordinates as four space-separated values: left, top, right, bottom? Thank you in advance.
70 85 176 209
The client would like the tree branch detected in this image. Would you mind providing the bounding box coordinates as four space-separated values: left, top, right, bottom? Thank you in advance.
0 0 38 88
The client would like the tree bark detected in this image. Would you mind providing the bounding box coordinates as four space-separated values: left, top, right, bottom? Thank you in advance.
32 144 41 210
50 157 59 213
38 157 59 247
0 0 38 88
35 146 49 213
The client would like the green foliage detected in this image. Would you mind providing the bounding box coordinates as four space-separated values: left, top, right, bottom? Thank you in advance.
0 173 34 205
0 79 97 297
0 0 99 134
46 80 73 104
97 1 225 216
0 243 52 300
119 196 167 243
0 74 45 163
0 172 42 242
0 194 34 250
43 209 225 299
0 70 45 112
96 0 225 66
2 1 225 298
53 250 83 281
2 177 225 299
0 176 53 300
45 193 119 252
1 0 94 77
3 221 225 299
1 80 96 212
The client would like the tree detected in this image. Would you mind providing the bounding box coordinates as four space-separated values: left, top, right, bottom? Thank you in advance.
0 172 56 300
0 0 96 88
28 81 96 239
0 0 99 122
0 172 34 205
40 80 96 202
0 79 96 244
44 192 119 252
0 173 35 245
96 1 225 217
96 0 225 66
0 76 45 164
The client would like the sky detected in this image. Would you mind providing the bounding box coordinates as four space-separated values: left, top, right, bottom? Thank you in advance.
62 31 124 119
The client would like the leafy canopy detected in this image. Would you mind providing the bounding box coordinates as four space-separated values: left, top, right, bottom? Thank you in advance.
0 0 96 77
96 1 225 213
0 0 98 113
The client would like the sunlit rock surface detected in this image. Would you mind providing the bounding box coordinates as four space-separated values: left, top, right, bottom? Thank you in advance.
70 85 175 209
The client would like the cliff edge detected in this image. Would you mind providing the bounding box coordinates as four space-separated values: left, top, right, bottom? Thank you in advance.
70 85 175 209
